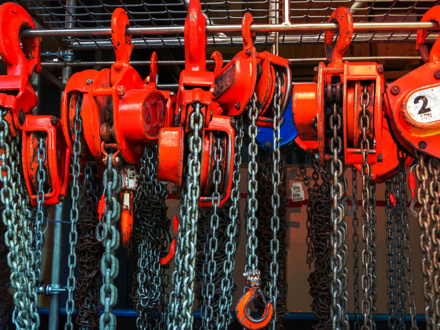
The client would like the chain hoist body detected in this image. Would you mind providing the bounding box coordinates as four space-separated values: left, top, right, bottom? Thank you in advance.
157 0 235 208
386 6 440 159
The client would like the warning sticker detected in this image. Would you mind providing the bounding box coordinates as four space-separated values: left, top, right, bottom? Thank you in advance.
291 182 305 202
406 85 440 124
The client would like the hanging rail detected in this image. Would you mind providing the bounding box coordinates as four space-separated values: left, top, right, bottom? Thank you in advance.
21 21 439 38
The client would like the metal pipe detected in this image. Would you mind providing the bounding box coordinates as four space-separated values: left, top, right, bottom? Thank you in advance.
48 202 64 330
40 56 423 68
21 21 439 38
283 0 291 24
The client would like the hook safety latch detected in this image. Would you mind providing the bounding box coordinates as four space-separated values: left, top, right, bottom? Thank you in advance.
159 216 179 266
236 269 274 329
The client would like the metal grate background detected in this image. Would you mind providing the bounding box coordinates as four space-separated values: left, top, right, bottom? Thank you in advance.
16 0 440 50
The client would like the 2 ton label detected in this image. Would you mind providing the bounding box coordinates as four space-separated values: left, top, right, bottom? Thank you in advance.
406 85 440 124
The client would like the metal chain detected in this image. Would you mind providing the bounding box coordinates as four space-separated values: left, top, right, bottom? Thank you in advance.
428 157 440 326
96 153 122 329
0 218 13 328
35 134 47 286
169 102 203 329
0 106 39 329
360 83 375 330
415 152 436 327
268 74 282 329
217 115 244 329
398 150 418 329
328 85 349 329
246 93 260 278
65 94 83 329
385 179 397 329
201 134 223 328
75 164 103 328
393 167 406 328
352 165 360 330
369 180 378 325
132 145 171 329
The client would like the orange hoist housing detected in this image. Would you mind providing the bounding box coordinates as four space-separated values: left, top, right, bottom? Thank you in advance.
157 0 234 208
386 5 440 159
293 7 385 167
61 8 174 166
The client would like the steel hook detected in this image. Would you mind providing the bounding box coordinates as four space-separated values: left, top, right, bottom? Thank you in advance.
416 5 440 63
159 216 179 266
242 12 255 54
0 2 41 77
236 269 274 329
324 7 353 65
111 8 133 83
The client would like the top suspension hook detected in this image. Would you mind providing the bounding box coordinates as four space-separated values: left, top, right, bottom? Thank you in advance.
324 7 353 65
416 5 440 63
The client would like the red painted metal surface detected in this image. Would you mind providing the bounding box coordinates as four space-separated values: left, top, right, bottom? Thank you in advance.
61 8 173 165
22 116 70 206
385 5 440 158
0 2 41 136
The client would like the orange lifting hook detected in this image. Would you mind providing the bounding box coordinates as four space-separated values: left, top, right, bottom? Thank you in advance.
159 216 179 266
236 269 274 329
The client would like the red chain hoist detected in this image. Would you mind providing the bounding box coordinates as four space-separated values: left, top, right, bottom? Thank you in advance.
0 3 70 205
291 7 407 182
386 5 440 159
156 0 235 208
61 8 174 248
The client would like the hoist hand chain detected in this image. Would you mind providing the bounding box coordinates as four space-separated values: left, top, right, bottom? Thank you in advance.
65 94 83 330
385 179 397 329
96 153 122 329
415 152 437 327
0 219 13 328
132 146 171 328
217 114 244 329
392 165 406 327
35 134 47 286
75 164 103 328
169 102 203 329
328 85 349 329
352 165 360 330
0 106 39 329
397 150 418 330
369 181 378 325
360 83 376 330
200 133 224 327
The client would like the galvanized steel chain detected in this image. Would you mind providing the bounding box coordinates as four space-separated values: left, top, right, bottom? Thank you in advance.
427 156 440 325
96 153 122 329
132 145 171 329
369 180 378 324
34 134 47 286
201 134 223 328
169 102 203 329
75 164 103 328
246 92 259 278
393 165 406 327
415 152 436 327
352 165 360 330
385 179 397 329
217 114 244 328
398 150 418 329
360 83 375 330
328 83 349 329
65 93 83 329
268 73 282 330
0 219 13 328
0 106 39 329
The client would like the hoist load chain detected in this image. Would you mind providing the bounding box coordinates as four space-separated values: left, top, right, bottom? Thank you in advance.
132 145 171 328
327 83 349 329
75 164 103 328
0 106 39 329
169 103 203 329
352 165 361 330
96 153 122 329
0 219 13 328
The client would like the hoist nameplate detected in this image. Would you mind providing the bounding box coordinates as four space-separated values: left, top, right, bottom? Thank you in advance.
405 84 440 125
213 62 236 98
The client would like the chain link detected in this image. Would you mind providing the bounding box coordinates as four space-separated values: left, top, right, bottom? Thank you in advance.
398 150 418 329
415 152 436 327
352 166 360 330
96 153 122 329
328 84 349 329
217 115 244 329
65 94 83 329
